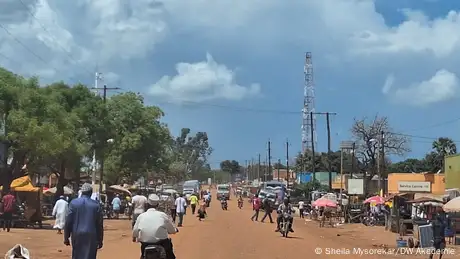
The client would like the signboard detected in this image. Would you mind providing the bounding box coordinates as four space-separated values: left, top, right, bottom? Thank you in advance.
398 181 431 192
347 179 364 195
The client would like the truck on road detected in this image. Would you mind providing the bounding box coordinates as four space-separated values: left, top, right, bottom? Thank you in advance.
217 184 231 200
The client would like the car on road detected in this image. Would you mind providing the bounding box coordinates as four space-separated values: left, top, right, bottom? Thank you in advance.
160 189 177 201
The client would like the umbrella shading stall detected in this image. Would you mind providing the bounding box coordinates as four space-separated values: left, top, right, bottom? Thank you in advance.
312 197 337 208
364 196 385 205
43 186 74 196
443 196 460 212
108 185 132 196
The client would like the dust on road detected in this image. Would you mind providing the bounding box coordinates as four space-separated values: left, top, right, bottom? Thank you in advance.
0 196 457 258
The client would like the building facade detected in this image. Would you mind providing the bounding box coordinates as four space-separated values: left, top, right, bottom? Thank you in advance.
445 154 460 189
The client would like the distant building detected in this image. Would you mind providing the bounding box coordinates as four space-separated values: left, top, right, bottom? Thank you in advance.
296 172 337 186
272 169 295 181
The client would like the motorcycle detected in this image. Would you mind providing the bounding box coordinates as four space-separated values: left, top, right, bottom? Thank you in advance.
362 215 377 226
280 213 291 238
142 229 178 259
221 200 228 210
144 245 167 259
238 200 243 209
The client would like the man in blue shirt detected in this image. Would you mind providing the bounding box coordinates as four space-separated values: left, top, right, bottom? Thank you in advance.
112 194 122 219
64 183 104 259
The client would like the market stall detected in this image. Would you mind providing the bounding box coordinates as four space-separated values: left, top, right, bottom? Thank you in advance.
0 176 43 228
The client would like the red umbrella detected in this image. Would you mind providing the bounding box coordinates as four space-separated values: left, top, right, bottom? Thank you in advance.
364 195 384 204
312 198 337 208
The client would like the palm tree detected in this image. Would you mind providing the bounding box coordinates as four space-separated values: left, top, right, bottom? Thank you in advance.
432 137 457 156
431 137 457 172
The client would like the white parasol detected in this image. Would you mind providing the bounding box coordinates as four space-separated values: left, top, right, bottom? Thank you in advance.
443 196 460 212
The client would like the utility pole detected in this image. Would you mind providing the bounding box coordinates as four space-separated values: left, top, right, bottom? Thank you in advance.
286 139 290 184
310 112 316 181
263 161 267 187
91 84 120 187
277 159 281 181
311 112 337 186
379 131 385 195
245 160 248 182
351 142 356 178
257 154 261 182
326 112 332 192
268 140 272 182
251 158 255 181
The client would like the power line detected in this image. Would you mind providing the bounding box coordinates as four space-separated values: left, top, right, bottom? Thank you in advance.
0 22 81 84
15 0 94 79
389 132 460 143
402 117 460 132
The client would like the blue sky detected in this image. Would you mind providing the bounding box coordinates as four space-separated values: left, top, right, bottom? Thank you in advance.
1 0 460 169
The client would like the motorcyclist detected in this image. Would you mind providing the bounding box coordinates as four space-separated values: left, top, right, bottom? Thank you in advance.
275 197 294 233
133 194 178 259
237 195 243 207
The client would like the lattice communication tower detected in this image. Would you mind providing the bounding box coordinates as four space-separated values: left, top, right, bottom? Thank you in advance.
301 52 317 153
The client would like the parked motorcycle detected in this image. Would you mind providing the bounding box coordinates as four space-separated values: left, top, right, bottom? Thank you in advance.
362 215 377 226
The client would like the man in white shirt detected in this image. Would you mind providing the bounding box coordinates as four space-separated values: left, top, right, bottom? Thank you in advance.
298 200 305 219
174 193 187 227
131 192 148 228
133 194 177 259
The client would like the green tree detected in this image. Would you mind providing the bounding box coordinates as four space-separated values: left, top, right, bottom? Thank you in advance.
291 180 328 197
220 160 240 175
171 128 213 181
387 158 429 173
103 92 172 184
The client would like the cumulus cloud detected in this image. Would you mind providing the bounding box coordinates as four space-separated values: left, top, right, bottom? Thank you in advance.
394 70 459 106
0 0 167 82
1 0 460 104
149 53 260 102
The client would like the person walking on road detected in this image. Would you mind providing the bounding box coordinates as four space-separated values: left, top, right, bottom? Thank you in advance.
251 194 261 222
169 194 177 223
52 195 68 234
64 183 104 259
1 191 16 232
175 194 186 227
131 191 147 228
298 200 305 219
132 194 178 259
111 194 121 219
189 193 199 214
261 198 274 223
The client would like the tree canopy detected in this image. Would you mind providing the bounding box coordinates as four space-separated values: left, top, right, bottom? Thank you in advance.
0 67 213 194
388 137 457 173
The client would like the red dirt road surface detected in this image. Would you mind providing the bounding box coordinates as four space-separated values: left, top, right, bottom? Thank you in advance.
0 196 458 258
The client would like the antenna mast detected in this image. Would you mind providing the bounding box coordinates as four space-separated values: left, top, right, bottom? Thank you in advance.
302 52 317 153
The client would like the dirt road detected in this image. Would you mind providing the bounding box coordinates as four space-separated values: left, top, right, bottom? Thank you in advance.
0 196 457 258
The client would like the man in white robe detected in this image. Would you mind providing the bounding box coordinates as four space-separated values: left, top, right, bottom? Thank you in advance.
53 195 69 234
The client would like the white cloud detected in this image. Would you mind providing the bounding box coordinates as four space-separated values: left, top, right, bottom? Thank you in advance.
351 9 460 58
382 74 395 94
149 53 260 102
0 0 166 82
1 0 460 104
394 70 459 106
